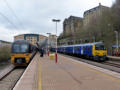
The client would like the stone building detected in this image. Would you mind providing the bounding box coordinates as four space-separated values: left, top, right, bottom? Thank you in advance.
63 16 83 36
14 34 24 41
58 4 109 45
14 34 47 45
48 34 56 48
83 3 109 26
61 16 83 45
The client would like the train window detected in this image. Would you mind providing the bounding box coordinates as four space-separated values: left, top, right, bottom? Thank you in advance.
13 44 20 53
12 44 29 53
87 47 90 51
83 47 85 50
75 47 80 50
84 47 86 50
95 44 106 50
21 44 28 53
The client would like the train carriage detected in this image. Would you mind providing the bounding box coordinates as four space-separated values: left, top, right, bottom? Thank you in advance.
11 40 37 66
57 42 107 61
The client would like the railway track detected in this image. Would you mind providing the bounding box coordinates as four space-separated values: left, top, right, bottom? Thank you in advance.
0 64 15 80
0 67 25 90
102 61 120 68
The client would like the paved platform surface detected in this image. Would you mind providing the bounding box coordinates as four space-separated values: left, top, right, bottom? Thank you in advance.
13 53 120 90
108 55 120 60
40 54 120 90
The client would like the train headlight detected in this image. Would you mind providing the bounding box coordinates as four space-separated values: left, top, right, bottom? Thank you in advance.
12 54 15 56
103 53 107 55
96 52 99 55
25 53 29 56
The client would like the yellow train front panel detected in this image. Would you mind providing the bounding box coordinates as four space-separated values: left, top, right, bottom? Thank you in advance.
92 45 107 56
11 53 32 66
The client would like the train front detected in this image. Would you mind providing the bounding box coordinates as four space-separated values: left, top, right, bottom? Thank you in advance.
11 42 31 66
93 43 107 61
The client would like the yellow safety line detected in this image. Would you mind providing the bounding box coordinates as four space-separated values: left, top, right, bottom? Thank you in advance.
70 59 120 83
38 59 42 90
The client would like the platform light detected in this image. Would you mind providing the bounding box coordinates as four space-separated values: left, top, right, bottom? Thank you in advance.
52 19 60 63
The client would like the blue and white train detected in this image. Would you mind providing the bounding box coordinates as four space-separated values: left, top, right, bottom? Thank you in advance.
56 42 107 61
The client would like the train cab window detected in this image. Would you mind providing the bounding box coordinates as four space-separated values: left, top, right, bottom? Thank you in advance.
12 44 29 53
21 44 28 53
13 44 20 53
95 44 106 50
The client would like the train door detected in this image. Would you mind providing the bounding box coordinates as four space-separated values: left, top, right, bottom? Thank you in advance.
87 46 91 55
81 46 83 55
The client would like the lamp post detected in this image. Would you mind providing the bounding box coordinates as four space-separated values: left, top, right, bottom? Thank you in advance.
47 33 51 56
52 19 60 63
114 30 119 56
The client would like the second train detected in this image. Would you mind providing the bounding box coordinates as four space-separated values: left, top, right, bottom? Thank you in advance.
55 42 107 61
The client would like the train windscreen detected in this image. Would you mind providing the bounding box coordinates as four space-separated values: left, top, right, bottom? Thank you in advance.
12 44 29 53
95 44 106 50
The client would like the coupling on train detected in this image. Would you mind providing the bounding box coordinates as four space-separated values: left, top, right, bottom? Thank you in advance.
11 40 37 66
52 42 107 61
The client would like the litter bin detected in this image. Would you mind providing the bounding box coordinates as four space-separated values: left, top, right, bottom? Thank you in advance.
49 54 55 60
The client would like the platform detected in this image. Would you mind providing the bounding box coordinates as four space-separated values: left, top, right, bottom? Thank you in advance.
108 55 120 60
13 53 120 90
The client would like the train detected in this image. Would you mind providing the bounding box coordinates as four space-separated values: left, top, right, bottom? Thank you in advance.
11 40 37 66
54 42 107 61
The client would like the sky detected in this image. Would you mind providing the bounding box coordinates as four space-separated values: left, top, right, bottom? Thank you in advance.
0 0 115 42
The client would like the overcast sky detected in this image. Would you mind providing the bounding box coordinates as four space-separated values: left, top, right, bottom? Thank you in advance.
0 0 115 42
